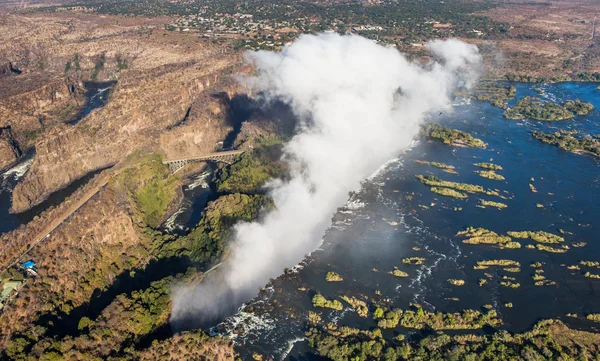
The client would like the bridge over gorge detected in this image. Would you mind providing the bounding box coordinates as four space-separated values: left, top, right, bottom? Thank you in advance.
1 150 245 275
163 149 245 173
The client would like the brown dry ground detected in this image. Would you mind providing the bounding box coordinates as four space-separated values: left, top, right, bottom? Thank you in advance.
474 0 600 78
0 11 247 212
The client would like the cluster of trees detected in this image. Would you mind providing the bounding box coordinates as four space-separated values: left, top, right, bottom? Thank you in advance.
504 97 574 121
117 153 181 228
416 175 497 196
56 0 509 45
215 142 287 194
307 319 600 361
506 72 600 83
468 83 516 109
2 142 284 360
421 124 487 149
533 130 600 158
563 100 594 115
372 306 501 331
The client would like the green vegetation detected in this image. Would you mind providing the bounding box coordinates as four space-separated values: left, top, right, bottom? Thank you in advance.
456 227 512 246
477 260 520 268
587 314 600 322
448 279 465 286
91 53 106 80
580 261 600 268
475 170 505 181
564 100 594 115
585 272 600 279
533 130 599 158
373 305 501 331
88 0 508 47
421 124 487 148
505 302 513 308
500 281 521 289
504 96 574 121
413 160 457 174
304 312 600 361
116 153 180 228
340 296 368 317
325 271 343 282
312 294 343 311
475 162 502 170
479 200 508 209
416 175 499 196
430 187 467 199
536 244 568 253
413 160 455 170
533 274 546 281
160 193 272 263
115 53 129 70
467 82 516 109
2 274 207 360
389 268 409 278
216 142 287 194
402 257 425 265
507 231 564 244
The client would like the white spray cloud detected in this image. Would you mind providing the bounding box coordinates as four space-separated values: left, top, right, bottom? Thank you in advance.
170 33 481 329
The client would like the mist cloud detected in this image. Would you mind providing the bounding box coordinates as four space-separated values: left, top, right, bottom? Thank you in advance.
170 33 481 329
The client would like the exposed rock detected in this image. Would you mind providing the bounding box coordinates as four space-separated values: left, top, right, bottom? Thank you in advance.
1 13 242 213
0 127 21 171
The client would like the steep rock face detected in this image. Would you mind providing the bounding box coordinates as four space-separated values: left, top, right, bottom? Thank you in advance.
11 56 238 212
0 73 85 171
0 127 21 171
159 86 243 160
0 11 241 213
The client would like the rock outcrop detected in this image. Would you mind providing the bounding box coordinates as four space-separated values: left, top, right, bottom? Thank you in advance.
0 127 21 171
1 13 243 213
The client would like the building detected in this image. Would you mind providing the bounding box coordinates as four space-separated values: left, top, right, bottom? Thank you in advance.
0 280 22 311
20 260 39 277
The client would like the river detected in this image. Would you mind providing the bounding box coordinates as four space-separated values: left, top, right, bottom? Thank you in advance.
206 82 600 360
0 81 116 234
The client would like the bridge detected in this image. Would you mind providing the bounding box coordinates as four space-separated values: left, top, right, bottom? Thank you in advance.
1 150 246 276
163 149 245 173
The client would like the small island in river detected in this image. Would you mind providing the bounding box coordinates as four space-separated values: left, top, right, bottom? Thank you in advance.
421 124 487 148
504 96 576 121
533 130 599 158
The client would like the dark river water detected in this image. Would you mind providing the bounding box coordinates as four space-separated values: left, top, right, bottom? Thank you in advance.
0 81 115 234
210 82 600 360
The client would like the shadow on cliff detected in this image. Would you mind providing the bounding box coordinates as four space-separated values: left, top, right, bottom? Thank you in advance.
216 92 298 150
66 81 116 126
34 255 191 340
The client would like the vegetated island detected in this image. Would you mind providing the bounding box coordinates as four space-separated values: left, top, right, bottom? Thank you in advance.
458 82 516 109
475 170 505 180
307 308 600 361
0 136 287 360
504 96 574 121
507 230 564 244
475 162 503 170
413 160 457 174
456 227 520 249
533 130 599 158
564 100 594 115
416 175 499 197
421 124 487 148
